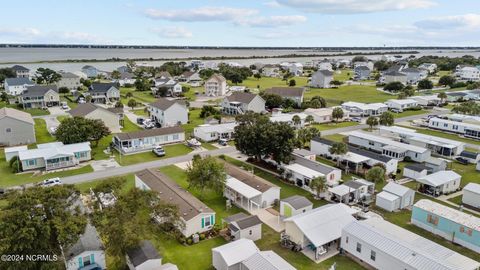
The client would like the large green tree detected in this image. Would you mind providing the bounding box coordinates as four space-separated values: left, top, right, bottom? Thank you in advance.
186 155 226 197
379 111 395 126
55 116 110 146
0 68 15 83
417 79 433 90
331 107 344 122
366 116 379 130
365 166 386 183
35 68 61 84
329 142 348 166
439 75 456 87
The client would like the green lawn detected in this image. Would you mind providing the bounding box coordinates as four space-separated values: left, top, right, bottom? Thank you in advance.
1 102 50 116
132 108 148 116
115 143 193 166
34 118 56 144
75 174 135 194
202 143 218 150
305 85 393 106
312 121 358 131
121 117 142 132
233 76 309 92
322 134 347 143
333 69 353 81
448 195 463 205
120 87 157 105
392 109 429 118
183 108 204 135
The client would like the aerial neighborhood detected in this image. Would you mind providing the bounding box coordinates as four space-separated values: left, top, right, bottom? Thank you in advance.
2 51 480 270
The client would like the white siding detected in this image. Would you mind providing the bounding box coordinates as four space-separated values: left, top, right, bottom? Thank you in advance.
238 224 262 241
403 168 428 180
463 189 480 208
66 250 106 270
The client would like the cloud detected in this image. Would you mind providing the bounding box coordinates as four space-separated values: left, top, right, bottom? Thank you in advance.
0 27 42 38
235 15 307 27
275 0 435 13
263 1 282 8
0 27 112 44
144 7 257 22
150 26 193 38
414 13 480 30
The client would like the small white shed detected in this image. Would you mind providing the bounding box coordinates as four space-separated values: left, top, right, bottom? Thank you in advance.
376 191 401 212
462 183 480 208
212 239 259 270
403 163 429 180
280 195 313 218
376 182 415 212
224 213 263 241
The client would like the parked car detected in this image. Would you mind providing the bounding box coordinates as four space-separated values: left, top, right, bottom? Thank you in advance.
152 146 166 157
187 138 202 148
61 101 69 110
391 108 403 113
136 117 145 125
0 188 5 196
40 177 62 187
143 119 155 129
78 97 86 104
455 157 469 165
218 138 228 146
351 117 362 123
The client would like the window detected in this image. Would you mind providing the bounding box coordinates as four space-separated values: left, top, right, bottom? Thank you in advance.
346 236 349 244
356 243 362 253
427 214 438 225
83 255 91 266
5 128 11 133
370 250 376 261
369 141 374 146
173 134 179 140
204 216 211 227
27 159 36 166
249 230 252 235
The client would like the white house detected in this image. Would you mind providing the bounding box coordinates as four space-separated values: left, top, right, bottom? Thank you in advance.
117 72 136 87
205 74 227 97
281 62 303 76
328 179 375 204
224 213 262 241
462 183 480 209
284 203 357 261
457 66 480 81
341 101 388 117
280 195 313 218
194 122 237 142
402 163 429 180
411 95 442 106
126 240 163 270
384 99 418 111
112 126 185 154
304 107 349 123
223 163 280 213
310 70 334 88
401 68 424 84
11 65 30 78
58 72 82 90
135 169 216 237
341 218 480 270
153 78 182 96
261 65 280 77
4 77 35 95
221 92 265 115
375 182 415 212
383 70 407 84
148 98 188 127
269 112 309 128
418 63 437 74
64 223 106 270
416 170 461 196
264 87 305 107
316 60 333 71
353 61 374 70
429 117 480 140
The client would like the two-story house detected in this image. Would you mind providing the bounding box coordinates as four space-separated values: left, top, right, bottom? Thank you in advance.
221 92 265 115
148 98 188 127
20 85 60 109
11 65 30 78
205 74 227 97
4 77 36 96
310 70 334 88
57 72 82 90
153 78 182 97
88 83 120 104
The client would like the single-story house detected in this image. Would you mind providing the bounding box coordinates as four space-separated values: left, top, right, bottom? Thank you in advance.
148 98 188 127
292 149 316 161
284 203 357 261
462 183 480 209
221 92 266 115
428 117 480 140
4 145 27 162
135 169 216 237
0 107 36 146
193 122 237 142
269 112 309 128
280 195 313 218
341 102 388 117
68 103 122 133
341 218 480 270
20 85 60 109
403 163 430 180
412 199 480 253
12 141 91 171
328 179 375 204
88 83 120 104
223 162 280 213
264 87 305 107
112 126 185 154
446 91 476 102
416 170 461 196
126 240 166 270
224 213 262 241
64 223 106 270
411 95 442 106
384 99 418 111
304 107 349 123
375 182 415 212
4 77 35 96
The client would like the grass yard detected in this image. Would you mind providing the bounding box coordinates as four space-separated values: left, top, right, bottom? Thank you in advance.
322 134 347 143
202 143 218 150
183 108 204 135
34 118 56 144
0 102 50 116
75 174 135 194
132 108 148 116
304 85 393 106
312 121 358 131
448 195 463 205
114 143 193 166
333 69 353 81
233 76 309 92
121 117 143 132
120 87 157 105
392 109 429 118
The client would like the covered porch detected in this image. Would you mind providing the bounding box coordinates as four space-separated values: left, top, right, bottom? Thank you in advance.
224 176 262 213
328 185 358 204
301 239 340 263
45 154 77 171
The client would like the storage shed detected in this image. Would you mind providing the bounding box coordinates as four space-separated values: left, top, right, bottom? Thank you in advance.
280 195 313 218
375 182 415 212
462 183 480 209
403 163 429 180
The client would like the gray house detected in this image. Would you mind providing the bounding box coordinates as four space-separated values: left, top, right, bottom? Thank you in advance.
0 107 36 146
222 92 266 115
310 70 334 88
265 87 305 107
89 83 120 104
402 68 423 84
11 65 30 78
19 85 60 109
57 72 82 90
81 65 99 78
354 66 371 80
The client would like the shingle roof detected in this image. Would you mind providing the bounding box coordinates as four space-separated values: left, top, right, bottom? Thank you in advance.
281 195 312 209
224 162 277 193
207 73 226 83
235 215 262 229
89 83 118 93
65 223 104 260
126 240 161 267
355 66 371 71
149 98 178 111
292 155 337 175
0 107 34 125
68 103 116 117
224 213 250 224
22 85 58 97
11 65 29 71
60 72 80 78
316 69 334 76
114 126 184 141
384 71 406 76
265 87 305 98
135 169 215 221
225 92 258 104
404 163 430 172
5 77 35 86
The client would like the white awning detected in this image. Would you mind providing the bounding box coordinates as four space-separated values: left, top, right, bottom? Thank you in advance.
226 177 262 199
328 185 354 197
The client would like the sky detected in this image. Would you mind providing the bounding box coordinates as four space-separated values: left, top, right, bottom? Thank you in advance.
1 0 480 47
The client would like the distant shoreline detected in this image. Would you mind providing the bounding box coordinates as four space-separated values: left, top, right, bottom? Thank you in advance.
0 50 420 65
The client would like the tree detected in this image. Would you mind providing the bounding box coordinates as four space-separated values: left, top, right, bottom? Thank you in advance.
383 81 405 92
134 78 151 92
305 115 314 125
292 115 301 127
437 92 447 103
402 86 415 97
296 127 320 148
111 70 121 80
289 79 296 86
35 68 61 84
58 86 70 96
305 96 327 109
439 75 456 87
417 79 433 90
0 68 16 83
366 116 379 130
261 93 283 109
80 78 92 88
373 60 392 71
379 111 395 126
329 142 348 166
125 92 133 98
199 105 220 118
186 155 226 197
114 100 124 108
365 166 385 183
0 186 87 270
254 73 261 80
398 92 407 100
55 116 111 146
331 107 344 122
309 176 327 199
127 99 137 109
352 56 368 63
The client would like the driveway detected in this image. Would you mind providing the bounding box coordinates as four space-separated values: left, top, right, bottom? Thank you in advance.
47 106 68 116
44 116 61 134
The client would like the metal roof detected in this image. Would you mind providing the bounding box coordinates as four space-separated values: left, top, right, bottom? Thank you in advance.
414 199 480 231
241 251 296 270
126 240 161 267
349 130 429 154
382 182 412 197
464 183 480 194
417 170 460 187
281 195 312 210
212 239 259 266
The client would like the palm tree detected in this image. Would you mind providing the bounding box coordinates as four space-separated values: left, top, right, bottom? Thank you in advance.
292 115 301 128
331 107 344 123
437 92 447 104
309 176 327 199
329 142 348 166
305 115 314 125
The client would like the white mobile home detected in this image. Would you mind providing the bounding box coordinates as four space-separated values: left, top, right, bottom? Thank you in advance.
193 122 236 142
416 170 461 196
429 117 480 140
112 126 185 154
341 102 388 117
411 95 441 106
462 183 480 209
304 107 349 123
384 99 418 111
375 182 415 212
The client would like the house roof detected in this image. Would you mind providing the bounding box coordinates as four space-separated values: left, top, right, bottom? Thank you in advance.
404 163 430 173
386 98 417 105
60 72 80 79
65 223 104 261
212 239 259 267
281 195 312 210
414 199 480 231
149 98 182 111
384 71 406 76
241 251 295 270
379 126 464 148
0 107 34 125
89 83 118 93
223 213 250 224
5 77 35 86
292 155 337 176
181 71 195 78
376 191 400 202
119 72 134 79
135 169 214 221
344 218 480 270
417 170 460 187
195 122 237 134
126 240 161 267
114 126 184 141
207 73 226 83
383 182 412 197
349 130 429 154
11 65 29 71
234 215 262 230
225 92 258 104
22 85 58 97
316 69 334 76
401 68 420 73
293 148 315 157
284 203 356 247
312 137 393 163
157 71 172 78
224 162 277 193
265 87 305 98
464 183 480 194
68 103 115 117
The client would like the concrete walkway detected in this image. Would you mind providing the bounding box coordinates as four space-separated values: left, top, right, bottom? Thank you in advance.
437 190 480 216
252 208 285 232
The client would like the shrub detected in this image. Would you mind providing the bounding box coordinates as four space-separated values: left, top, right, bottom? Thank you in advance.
199 233 206 241
186 238 193 245
404 156 412 162
11 160 22 173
